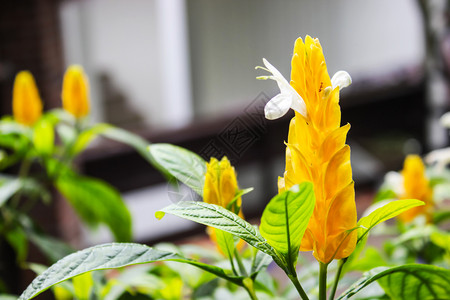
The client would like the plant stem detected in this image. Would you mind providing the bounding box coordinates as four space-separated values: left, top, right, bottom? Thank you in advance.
234 248 248 277
329 259 346 300
243 278 258 300
319 262 328 300
10 158 32 209
288 274 309 300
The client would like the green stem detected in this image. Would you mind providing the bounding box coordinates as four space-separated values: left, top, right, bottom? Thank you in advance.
243 278 258 300
234 248 248 277
288 274 309 300
10 158 32 209
227 252 238 276
319 262 328 300
329 259 346 300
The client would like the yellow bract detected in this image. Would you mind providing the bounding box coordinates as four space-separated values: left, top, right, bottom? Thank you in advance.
12 71 43 126
279 36 357 264
203 156 244 250
399 155 433 222
62 65 90 118
204 156 241 212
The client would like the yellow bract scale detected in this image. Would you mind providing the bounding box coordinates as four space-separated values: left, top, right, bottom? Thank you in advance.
12 71 43 126
203 156 245 251
204 156 241 210
279 36 357 264
62 65 90 119
399 155 433 223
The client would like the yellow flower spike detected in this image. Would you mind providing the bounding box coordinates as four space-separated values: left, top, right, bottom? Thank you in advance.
61 65 90 118
203 156 245 251
399 155 433 223
12 71 43 126
266 36 356 264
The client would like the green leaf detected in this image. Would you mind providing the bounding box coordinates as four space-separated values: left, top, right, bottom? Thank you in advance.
357 199 424 242
28 231 75 263
71 123 111 156
433 210 450 224
0 176 50 207
157 201 280 266
0 177 22 207
55 174 132 242
149 143 206 196
99 126 153 163
73 272 94 300
259 183 315 273
0 120 31 136
214 229 236 260
32 118 54 156
56 123 76 147
0 295 19 300
5 225 28 263
250 251 272 278
373 189 397 203
338 264 450 300
19 243 244 300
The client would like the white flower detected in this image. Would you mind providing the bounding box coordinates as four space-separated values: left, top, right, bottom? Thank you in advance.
257 58 351 120
440 112 450 128
331 70 352 90
257 58 306 120
425 147 450 172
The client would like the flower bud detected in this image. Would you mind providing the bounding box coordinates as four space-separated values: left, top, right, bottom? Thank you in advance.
12 71 42 126
61 65 90 118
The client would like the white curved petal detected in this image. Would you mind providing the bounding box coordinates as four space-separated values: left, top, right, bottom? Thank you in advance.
264 93 292 120
262 58 292 94
331 70 352 90
289 91 307 117
261 58 308 118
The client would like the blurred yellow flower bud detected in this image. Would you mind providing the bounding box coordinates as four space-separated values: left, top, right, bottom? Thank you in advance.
399 155 433 223
61 65 90 118
12 71 43 126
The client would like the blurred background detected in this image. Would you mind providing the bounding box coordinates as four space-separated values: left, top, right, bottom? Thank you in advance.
1 0 450 292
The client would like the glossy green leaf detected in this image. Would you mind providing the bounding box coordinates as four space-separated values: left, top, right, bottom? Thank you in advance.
357 199 424 241
338 264 450 300
157 201 280 266
56 174 132 242
32 118 54 156
260 183 315 272
19 243 244 300
149 143 206 196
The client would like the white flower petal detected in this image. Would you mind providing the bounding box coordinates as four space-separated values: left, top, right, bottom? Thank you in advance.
260 58 308 119
289 92 307 117
331 70 352 90
264 93 292 120
440 112 450 128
